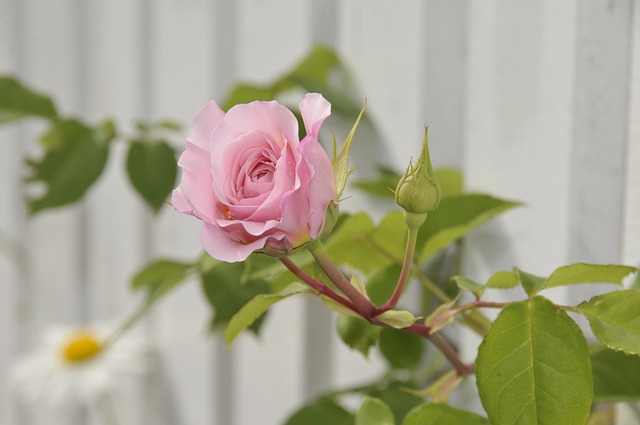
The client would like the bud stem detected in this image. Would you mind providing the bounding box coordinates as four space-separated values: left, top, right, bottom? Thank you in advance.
309 243 376 317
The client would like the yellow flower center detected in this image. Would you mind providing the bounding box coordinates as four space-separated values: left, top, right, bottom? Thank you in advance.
61 332 103 363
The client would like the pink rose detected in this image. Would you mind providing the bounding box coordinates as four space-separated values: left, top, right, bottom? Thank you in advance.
172 93 337 262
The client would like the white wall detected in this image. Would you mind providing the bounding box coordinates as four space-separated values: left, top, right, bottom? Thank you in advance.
1 1 638 424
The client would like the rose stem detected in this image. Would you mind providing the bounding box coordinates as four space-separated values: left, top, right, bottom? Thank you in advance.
309 243 377 318
279 257 358 313
376 226 419 314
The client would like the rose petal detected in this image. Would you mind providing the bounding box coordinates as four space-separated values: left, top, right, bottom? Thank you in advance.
188 100 225 150
300 93 331 137
200 222 270 262
173 141 216 222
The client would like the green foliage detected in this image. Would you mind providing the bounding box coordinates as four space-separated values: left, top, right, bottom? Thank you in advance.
515 268 547 295
356 397 395 425
403 404 490 425
126 140 177 212
476 296 592 425
0 76 57 123
367 265 403 306
485 270 519 289
542 263 636 290
131 259 192 305
26 119 112 214
375 310 418 329
591 345 640 402
283 399 354 425
201 262 272 337
333 102 365 200
353 166 462 200
224 282 310 346
366 381 423 424
337 315 380 356
577 289 640 355
451 276 484 298
416 194 521 263
378 329 423 369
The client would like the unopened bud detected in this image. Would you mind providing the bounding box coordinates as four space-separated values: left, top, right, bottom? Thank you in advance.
395 126 441 215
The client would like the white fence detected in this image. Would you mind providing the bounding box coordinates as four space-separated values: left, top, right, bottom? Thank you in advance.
1 1 639 424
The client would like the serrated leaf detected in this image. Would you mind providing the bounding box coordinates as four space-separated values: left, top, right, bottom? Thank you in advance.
202 262 271 338
452 276 484 297
126 140 177 212
131 259 192 302
283 399 354 425
417 194 520 263
224 282 309 346
541 263 637 291
424 300 457 333
333 101 365 199
26 119 111 213
591 345 640 402
337 315 379 356
376 310 417 329
577 289 640 355
485 271 519 289
403 403 490 425
379 328 423 369
356 397 395 425
407 370 464 403
0 76 57 123
476 296 592 425
515 268 547 295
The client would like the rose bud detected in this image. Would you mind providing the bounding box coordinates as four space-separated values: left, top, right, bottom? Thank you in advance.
395 126 441 219
172 93 338 262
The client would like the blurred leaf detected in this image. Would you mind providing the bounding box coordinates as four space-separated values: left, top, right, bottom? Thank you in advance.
434 168 463 198
417 194 520 263
337 315 380 356
356 397 395 425
451 276 484 298
333 101 365 199
476 296 592 425
403 404 490 425
0 76 57 123
283 399 354 425
287 44 339 86
378 328 423 369
376 310 418 329
577 289 640 355
131 259 192 305
26 119 111 213
224 282 310 346
222 84 277 111
201 262 271 337
407 370 464 403
541 263 637 291
367 265 402 307
591 345 640 402
126 140 177 212
367 381 423 424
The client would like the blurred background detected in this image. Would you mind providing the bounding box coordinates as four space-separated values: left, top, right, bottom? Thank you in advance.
1 0 639 424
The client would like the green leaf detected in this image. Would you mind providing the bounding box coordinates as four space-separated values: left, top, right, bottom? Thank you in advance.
131 259 192 304
434 167 463 198
541 263 637 291
356 397 395 425
417 194 520 263
221 83 277 111
403 404 490 425
378 328 423 369
452 276 484 297
337 315 380 356
352 167 462 200
370 212 407 262
333 101 366 199
201 262 272 337
283 399 354 425
406 370 464 403
577 289 640 355
26 119 111 213
591 345 640 402
126 140 177 212
485 271 519 289
515 268 547 296
0 76 57 123
287 44 340 86
476 296 592 425
376 310 417 329
224 282 309 346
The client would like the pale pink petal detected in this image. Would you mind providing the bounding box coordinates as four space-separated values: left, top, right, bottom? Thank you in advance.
299 93 331 137
200 222 270 262
173 141 216 222
187 100 225 150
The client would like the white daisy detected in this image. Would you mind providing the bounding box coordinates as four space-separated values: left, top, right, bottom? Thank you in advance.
11 322 148 408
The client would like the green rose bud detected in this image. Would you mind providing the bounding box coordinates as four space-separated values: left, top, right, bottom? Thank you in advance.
395 126 441 216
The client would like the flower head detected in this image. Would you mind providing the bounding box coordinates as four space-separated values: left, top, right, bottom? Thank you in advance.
11 323 148 408
172 93 338 262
